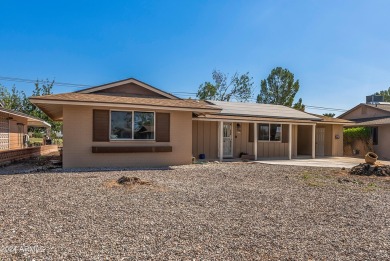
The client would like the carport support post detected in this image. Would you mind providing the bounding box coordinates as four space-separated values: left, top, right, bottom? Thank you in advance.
288 124 292 160
312 124 316 159
219 121 223 162
253 123 257 160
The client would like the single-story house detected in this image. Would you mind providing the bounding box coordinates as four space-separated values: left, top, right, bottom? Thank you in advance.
338 101 390 160
0 105 50 151
29 78 350 168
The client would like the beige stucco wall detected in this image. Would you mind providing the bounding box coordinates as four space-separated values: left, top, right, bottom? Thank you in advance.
374 125 390 160
62 105 193 168
331 124 344 156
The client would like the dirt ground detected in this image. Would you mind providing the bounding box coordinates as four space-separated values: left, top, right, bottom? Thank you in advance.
0 152 61 175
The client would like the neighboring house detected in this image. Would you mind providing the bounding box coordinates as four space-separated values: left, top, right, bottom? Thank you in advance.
0 105 50 150
339 101 390 160
29 78 349 168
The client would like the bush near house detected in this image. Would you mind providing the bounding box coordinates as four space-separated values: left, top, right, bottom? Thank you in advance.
343 127 371 144
343 127 372 156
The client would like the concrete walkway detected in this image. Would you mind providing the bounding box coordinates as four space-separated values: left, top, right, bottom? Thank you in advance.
256 157 390 168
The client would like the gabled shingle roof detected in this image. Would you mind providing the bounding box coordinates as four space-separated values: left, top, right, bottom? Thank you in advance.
75 78 179 99
30 93 219 111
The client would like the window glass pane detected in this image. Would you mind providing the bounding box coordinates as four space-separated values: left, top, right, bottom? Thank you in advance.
111 111 132 139
372 127 378 145
270 124 281 141
258 124 269 140
134 112 154 140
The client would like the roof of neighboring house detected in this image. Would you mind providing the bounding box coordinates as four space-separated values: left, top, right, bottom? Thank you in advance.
29 93 220 120
75 78 179 99
207 100 321 121
338 103 390 118
0 107 51 128
350 116 390 126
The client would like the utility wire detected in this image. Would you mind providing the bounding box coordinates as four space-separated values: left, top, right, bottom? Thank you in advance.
0 75 348 112
0 76 92 88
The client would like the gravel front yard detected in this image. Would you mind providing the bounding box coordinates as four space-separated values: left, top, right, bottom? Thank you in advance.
0 163 389 260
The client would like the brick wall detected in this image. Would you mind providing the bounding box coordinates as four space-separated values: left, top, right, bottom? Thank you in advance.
0 145 58 164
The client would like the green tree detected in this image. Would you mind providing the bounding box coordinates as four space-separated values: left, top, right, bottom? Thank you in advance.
323 113 336 118
293 98 305 111
27 80 63 134
197 70 254 102
0 80 62 136
257 67 304 110
0 84 28 111
375 87 390 102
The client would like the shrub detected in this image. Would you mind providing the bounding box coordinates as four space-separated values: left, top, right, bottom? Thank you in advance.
32 132 44 138
343 127 371 145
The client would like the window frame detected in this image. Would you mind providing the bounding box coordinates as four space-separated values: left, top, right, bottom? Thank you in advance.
372 127 378 146
109 110 156 141
257 123 282 142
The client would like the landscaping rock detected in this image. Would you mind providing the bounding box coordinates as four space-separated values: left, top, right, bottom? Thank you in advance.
349 163 390 176
117 176 141 184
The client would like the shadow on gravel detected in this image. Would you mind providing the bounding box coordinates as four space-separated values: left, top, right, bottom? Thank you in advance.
0 153 62 176
0 165 174 176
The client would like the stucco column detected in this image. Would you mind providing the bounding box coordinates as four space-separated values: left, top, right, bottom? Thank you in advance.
253 122 257 160
288 124 292 160
219 121 223 161
312 124 316 159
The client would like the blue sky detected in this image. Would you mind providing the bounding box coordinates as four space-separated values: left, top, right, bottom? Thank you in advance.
1 0 389 115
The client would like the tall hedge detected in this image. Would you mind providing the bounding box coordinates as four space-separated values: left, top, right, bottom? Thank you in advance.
343 127 371 144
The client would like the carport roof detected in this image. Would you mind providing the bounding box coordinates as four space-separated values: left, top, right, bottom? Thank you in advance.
0 107 50 127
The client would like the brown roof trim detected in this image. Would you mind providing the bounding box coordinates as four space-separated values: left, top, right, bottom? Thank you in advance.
30 99 219 112
75 78 179 99
33 99 217 112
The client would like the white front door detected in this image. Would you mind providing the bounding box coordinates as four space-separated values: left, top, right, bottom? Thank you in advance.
315 127 325 157
223 122 233 158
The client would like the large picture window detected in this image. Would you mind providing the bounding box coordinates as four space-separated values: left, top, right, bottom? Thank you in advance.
134 112 154 139
258 123 281 141
258 124 269 141
110 111 155 140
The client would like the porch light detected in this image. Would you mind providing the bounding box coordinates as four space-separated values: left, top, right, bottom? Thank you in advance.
237 123 241 133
